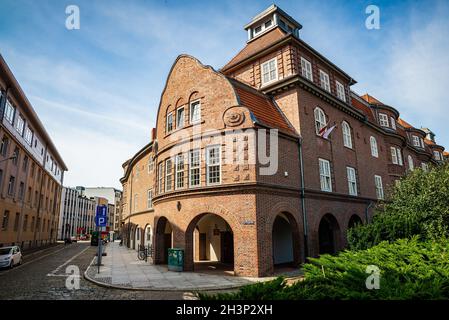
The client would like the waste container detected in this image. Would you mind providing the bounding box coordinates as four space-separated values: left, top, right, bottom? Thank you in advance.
168 248 184 272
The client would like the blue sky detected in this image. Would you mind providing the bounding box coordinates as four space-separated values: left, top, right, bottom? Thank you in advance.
1 0 448 189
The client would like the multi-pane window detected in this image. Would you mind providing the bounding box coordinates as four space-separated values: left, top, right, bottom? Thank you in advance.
190 101 201 124
16 114 25 136
206 146 221 185
408 155 414 171
319 158 332 192
300 57 313 81
370 137 378 158
24 126 33 145
379 113 389 127
175 154 185 189
261 58 278 85
391 147 398 164
177 107 185 129
336 81 346 102
2 210 9 230
147 189 153 209
412 135 420 147
314 107 326 135
165 159 173 191
397 148 403 166
434 151 441 161
158 163 163 193
319 70 331 92
346 167 357 196
8 176 15 196
166 112 173 133
148 157 154 173
189 149 201 187
374 175 384 200
390 117 396 130
342 121 352 148
4 100 15 124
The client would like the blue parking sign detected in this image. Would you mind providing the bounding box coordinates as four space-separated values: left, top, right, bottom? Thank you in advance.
95 205 108 227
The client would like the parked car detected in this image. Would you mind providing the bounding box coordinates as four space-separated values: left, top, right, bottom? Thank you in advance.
0 246 22 269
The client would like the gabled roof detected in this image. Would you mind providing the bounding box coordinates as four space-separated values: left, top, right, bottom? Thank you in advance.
221 27 288 72
351 95 376 123
228 78 296 136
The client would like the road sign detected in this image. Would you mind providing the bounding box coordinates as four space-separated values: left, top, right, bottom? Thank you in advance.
95 205 108 227
96 205 107 217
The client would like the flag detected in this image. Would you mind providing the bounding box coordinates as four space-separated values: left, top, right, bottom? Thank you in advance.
319 123 337 139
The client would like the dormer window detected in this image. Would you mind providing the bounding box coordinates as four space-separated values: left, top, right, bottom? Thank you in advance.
254 25 262 34
412 135 420 147
379 113 389 127
434 151 441 161
261 58 278 85
390 117 396 130
254 19 273 36
265 20 272 28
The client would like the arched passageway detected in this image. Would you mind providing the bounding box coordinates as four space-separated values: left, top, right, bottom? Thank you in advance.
348 214 363 229
154 217 172 264
144 224 153 248
318 214 341 254
186 213 234 274
272 214 295 265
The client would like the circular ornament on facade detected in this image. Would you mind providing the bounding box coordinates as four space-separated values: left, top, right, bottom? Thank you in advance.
223 107 245 127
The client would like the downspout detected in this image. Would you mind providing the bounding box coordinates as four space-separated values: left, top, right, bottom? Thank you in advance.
298 136 309 259
365 200 374 224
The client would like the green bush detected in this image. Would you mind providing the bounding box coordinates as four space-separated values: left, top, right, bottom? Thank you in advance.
199 237 449 300
348 163 449 250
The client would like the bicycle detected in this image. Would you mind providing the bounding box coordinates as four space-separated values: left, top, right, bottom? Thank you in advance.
137 244 153 262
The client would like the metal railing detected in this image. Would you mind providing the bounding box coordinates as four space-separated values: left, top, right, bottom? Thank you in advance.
137 244 153 262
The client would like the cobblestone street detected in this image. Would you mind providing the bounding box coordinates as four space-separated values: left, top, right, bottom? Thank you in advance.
0 243 187 300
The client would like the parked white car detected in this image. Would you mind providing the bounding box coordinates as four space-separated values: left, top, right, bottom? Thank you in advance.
0 246 22 269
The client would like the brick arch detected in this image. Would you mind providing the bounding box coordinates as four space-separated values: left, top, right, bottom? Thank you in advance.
347 214 364 229
184 211 238 273
154 216 172 264
188 91 200 103
175 97 186 108
265 201 303 234
317 213 341 255
143 223 153 247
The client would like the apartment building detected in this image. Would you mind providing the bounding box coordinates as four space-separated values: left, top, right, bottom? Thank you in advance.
120 5 446 277
83 187 122 235
0 55 67 249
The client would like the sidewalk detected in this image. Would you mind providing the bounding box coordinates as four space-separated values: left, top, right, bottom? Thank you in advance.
84 242 287 291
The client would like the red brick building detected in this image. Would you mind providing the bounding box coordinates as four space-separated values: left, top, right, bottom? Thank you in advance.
121 5 446 277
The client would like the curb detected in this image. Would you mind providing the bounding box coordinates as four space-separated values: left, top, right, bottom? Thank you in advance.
83 256 268 292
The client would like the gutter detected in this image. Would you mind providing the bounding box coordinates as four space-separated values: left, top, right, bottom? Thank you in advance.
298 136 308 259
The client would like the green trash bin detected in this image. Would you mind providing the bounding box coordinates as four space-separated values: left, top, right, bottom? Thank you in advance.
168 248 184 272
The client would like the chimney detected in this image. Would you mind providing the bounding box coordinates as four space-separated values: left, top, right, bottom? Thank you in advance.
151 128 156 142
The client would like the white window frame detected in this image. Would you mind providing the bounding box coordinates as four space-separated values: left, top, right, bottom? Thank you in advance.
147 189 153 209
342 121 352 148
420 138 425 148
397 148 403 166
189 149 201 187
390 117 396 130
300 57 313 82
319 158 332 192
319 70 331 92
176 107 185 129
148 157 154 173
206 145 221 186
379 113 389 127
261 58 278 85
24 126 33 146
314 107 327 135
4 100 15 124
434 151 441 161
165 159 173 192
374 175 384 200
157 162 163 194
175 154 185 190
166 112 173 133
390 147 398 164
336 81 346 102
346 166 357 196
421 162 428 171
16 114 25 136
190 100 201 124
370 136 378 158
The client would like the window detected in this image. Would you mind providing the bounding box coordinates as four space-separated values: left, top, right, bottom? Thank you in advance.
254 25 262 34
408 155 414 171
265 20 272 28
261 58 278 85
420 138 425 148
379 113 389 127
300 57 313 81
12 147 19 165
421 162 428 171
370 136 378 158
148 157 154 173
166 112 173 133
0 136 8 157
147 190 153 209
157 163 163 193
16 114 25 136
390 117 396 130
18 182 25 200
189 149 201 187
165 159 173 191
336 81 346 102
23 215 28 231
314 107 326 135
412 135 420 147
397 148 403 166
347 167 357 196
176 107 185 129
4 100 15 124
190 100 201 124
8 176 15 196
342 121 352 148
434 151 441 161
374 175 384 200
319 158 332 192
2 211 9 230
175 154 185 189
391 147 398 164
14 213 19 231
319 70 331 92
206 145 221 185
22 156 28 172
